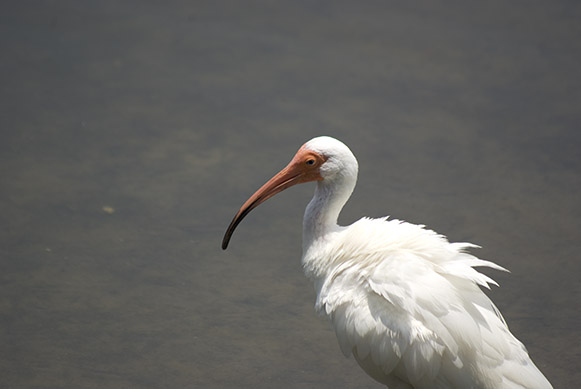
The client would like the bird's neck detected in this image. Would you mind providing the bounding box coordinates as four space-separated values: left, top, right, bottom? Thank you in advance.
302 174 356 252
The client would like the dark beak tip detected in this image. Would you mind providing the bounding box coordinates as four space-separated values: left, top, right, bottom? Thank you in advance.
221 236 230 250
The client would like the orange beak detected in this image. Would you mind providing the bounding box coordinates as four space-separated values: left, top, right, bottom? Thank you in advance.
222 146 326 250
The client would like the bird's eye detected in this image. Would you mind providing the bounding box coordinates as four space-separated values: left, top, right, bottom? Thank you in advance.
306 159 315 165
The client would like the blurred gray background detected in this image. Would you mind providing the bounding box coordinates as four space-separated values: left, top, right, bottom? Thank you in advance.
1 1 579 388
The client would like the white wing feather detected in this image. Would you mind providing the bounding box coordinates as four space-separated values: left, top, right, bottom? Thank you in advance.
303 217 552 389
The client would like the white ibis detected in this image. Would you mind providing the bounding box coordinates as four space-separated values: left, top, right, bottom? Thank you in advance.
222 136 552 388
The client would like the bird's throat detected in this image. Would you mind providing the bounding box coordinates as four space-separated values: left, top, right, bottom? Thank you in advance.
302 177 354 251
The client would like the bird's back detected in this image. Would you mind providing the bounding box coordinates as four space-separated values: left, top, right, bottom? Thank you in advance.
302 217 552 389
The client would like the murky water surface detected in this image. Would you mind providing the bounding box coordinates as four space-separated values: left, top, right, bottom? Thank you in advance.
1 1 579 387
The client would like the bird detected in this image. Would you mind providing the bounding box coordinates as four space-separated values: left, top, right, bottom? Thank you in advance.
222 136 552 388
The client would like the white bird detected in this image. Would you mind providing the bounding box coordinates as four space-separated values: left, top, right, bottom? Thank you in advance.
222 136 552 389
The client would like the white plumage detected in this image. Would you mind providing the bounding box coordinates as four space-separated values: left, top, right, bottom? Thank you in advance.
223 136 552 388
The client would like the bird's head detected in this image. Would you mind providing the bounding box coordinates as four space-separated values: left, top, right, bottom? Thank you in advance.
221 136 357 250
304 136 358 182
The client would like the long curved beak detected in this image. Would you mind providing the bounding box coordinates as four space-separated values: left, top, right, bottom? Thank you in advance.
222 148 324 250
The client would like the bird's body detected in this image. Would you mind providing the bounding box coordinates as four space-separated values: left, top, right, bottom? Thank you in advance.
222 136 552 388
303 216 547 388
